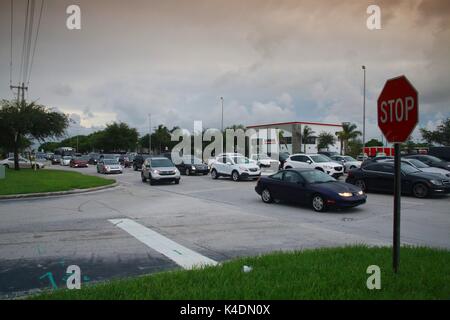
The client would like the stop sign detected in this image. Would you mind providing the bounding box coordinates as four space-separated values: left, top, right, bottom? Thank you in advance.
377 75 418 143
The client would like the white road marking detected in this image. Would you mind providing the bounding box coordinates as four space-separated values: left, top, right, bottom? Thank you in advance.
109 218 218 269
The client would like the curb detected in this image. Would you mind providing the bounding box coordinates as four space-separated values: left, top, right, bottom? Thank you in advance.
0 181 119 200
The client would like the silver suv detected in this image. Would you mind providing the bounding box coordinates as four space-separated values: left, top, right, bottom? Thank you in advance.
141 157 180 185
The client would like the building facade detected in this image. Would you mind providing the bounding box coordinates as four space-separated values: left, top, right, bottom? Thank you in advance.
247 121 343 155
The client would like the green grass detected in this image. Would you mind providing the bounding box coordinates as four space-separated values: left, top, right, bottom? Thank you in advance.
0 168 115 195
31 246 450 300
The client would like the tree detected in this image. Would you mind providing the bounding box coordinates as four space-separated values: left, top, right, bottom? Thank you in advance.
420 118 450 145
0 99 68 170
347 138 363 158
302 126 315 153
335 123 361 155
278 130 289 152
95 122 138 152
138 125 175 154
365 138 383 147
317 132 336 151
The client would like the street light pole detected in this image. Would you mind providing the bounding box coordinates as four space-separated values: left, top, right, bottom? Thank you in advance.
220 97 224 132
148 113 152 155
362 65 366 155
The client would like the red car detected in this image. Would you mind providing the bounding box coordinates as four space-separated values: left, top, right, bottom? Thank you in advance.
70 156 89 168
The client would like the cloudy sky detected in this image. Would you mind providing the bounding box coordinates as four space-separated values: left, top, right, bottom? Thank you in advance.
0 0 449 141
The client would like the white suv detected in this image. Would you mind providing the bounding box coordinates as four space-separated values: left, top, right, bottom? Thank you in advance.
210 153 261 181
283 154 344 178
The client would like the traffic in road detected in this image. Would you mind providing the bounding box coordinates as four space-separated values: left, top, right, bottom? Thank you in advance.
0 160 448 298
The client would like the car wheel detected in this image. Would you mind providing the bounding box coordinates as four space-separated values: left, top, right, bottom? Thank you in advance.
285 166 292 169
354 179 367 192
261 188 273 203
211 169 218 179
134 165 137 171
3 164 9 169
312 194 327 212
185 168 190 176
350 166 356 170
412 183 429 198
149 178 155 186
141 172 147 182
315 167 324 172
175 179 180 185
231 170 240 182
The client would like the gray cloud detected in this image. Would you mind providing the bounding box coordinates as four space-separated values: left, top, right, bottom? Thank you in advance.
0 0 449 142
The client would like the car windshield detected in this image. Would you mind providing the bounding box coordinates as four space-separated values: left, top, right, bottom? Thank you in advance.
310 155 331 163
232 156 251 164
407 159 428 168
63 156 72 159
344 156 356 161
401 163 421 174
184 156 203 164
103 159 118 165
151 158 174 167
301 170 336 183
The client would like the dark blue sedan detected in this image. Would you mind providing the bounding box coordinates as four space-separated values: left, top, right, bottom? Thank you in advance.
255 168 367 212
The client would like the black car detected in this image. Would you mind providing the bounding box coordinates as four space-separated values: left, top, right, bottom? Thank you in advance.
133 154 149 171
404 154 450 171
361 156 393 168
87 153 100 165
50 154 62 165
175 155 209 176
255 168 366 212
346 162 450 198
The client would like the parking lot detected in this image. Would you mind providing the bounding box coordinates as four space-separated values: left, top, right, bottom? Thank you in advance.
0 164 449 298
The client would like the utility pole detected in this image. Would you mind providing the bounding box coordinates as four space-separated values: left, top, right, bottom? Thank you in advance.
220 97 224 132
148 113 152 155
10 83 28 170
10 82 28 104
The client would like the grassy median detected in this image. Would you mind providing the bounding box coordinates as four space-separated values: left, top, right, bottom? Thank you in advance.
31 246 450 300
0 168 115 195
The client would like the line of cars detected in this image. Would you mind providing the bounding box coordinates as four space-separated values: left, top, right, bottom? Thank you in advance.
130 150 449 212
345 154 450 198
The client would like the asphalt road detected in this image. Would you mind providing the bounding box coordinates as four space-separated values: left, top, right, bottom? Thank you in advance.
0 164 449 298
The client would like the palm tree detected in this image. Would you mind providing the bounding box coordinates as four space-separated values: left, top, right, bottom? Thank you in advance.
302 126 315 153
278 130 289 153
317 132 336 151
336 123 361 155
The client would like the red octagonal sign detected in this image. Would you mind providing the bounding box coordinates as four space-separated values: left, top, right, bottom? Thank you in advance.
377 75 418 143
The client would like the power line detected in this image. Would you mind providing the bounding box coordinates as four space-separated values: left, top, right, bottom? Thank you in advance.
27 0 45 85
10 0 13 87
19 0 30 86
23 0 35 85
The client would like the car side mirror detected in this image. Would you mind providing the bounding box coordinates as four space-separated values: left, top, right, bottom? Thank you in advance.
306 160 312 164
226 162 232 165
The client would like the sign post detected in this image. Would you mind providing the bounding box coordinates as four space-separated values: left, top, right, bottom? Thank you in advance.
377 75 418 273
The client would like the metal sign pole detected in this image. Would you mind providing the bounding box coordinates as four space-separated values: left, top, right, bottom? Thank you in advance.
393 143 401 273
